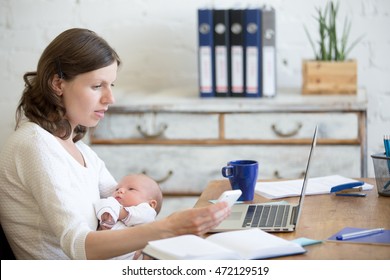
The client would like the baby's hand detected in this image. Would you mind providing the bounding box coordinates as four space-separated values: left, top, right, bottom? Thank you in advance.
94 197 121 228
100 212 115 229
133 250 153 260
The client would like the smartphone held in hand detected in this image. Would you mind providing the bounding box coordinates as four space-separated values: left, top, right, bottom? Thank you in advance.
217 190 242 207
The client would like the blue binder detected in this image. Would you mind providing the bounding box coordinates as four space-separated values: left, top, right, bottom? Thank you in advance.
198 9 215 98
244 8 262 97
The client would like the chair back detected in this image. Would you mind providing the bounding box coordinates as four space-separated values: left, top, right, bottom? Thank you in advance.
0 223 16 259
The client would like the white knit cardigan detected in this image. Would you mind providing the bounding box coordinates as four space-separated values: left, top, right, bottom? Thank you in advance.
0 122 118 259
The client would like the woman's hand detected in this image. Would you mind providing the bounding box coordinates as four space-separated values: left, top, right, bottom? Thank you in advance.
85 202 230 259
164 202 230 236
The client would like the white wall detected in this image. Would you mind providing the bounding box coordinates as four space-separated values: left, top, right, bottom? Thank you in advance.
1 0 389 176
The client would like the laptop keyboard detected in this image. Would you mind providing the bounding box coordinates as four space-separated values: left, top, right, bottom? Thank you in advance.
243 204 291 228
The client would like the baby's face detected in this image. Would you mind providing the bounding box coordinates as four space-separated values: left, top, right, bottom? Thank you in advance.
112 175 154 207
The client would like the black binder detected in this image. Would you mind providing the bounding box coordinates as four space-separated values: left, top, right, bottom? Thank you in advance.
213 9 230 97
229 9 245 97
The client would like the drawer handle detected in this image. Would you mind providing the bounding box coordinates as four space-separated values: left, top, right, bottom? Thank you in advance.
142 170 173 184
271 122 302 138
274 170 306 179
137 123 168 139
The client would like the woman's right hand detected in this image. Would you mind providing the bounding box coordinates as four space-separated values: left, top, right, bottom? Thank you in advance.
86 202 230 259
163 202 231 237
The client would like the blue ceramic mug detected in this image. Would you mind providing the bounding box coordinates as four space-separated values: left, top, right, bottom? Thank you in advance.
221 160 259 201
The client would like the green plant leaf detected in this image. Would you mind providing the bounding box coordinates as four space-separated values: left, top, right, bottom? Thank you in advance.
304 25 319 59
303 0 362 61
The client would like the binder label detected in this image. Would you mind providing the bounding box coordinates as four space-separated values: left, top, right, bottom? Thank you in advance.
263 46 276 96
246 46 258 94
199 46 213 93
231 45 244 93
215 46 228 93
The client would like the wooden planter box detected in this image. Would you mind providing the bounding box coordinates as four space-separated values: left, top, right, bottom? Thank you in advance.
302 60 357 95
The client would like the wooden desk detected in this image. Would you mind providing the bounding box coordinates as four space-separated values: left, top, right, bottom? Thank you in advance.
194 178 390 259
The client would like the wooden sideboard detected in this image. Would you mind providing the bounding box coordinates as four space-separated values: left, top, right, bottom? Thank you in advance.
90 88 367 195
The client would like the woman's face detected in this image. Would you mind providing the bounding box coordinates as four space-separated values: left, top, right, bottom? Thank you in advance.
60 62 117 129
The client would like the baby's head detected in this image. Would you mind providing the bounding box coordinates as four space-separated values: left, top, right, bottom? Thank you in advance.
113 174 163 214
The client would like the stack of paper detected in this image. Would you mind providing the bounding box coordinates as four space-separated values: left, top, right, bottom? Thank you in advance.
255 175 373 199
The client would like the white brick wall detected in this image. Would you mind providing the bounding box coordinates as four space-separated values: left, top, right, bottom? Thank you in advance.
1 0 389 176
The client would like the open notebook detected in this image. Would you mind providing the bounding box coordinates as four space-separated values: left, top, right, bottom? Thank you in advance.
142 228 305 260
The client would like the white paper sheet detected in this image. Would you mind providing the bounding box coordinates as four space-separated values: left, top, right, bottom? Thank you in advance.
255 175 373 199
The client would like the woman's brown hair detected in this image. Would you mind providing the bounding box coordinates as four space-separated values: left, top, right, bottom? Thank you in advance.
16 28 121 142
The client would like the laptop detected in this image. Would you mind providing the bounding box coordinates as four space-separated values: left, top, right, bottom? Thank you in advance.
211 125 318 233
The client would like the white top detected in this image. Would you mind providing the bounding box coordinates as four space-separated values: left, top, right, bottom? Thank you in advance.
0 122 118 259
109 203 157 260
92 200 157 260
122 202 157 226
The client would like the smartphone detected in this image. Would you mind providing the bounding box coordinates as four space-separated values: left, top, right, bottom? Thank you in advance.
216 189 242 207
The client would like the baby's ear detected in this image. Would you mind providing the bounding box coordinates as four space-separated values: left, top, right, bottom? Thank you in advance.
149 199 158 209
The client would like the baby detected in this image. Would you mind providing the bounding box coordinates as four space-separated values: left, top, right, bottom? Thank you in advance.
94 173 163 230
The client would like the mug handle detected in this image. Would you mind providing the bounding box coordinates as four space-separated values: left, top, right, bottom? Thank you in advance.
222 166 234 178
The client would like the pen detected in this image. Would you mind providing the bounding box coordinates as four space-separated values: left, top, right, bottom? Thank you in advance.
335 193 366 197
384 180 390 190
385 135 390 177
336 228 385 240
384 135 390 157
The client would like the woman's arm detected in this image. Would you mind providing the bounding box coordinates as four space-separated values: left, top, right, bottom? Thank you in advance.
85 202 230 259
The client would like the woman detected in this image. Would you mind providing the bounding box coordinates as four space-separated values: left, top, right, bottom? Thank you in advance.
0 28 230 260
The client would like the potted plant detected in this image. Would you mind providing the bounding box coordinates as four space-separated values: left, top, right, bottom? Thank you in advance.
302 1 363 94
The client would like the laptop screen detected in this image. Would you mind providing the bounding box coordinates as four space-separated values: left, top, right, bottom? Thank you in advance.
293 125 318 225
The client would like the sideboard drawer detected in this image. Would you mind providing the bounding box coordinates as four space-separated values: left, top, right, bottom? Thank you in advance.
93 112 220 140
225 112 358 140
